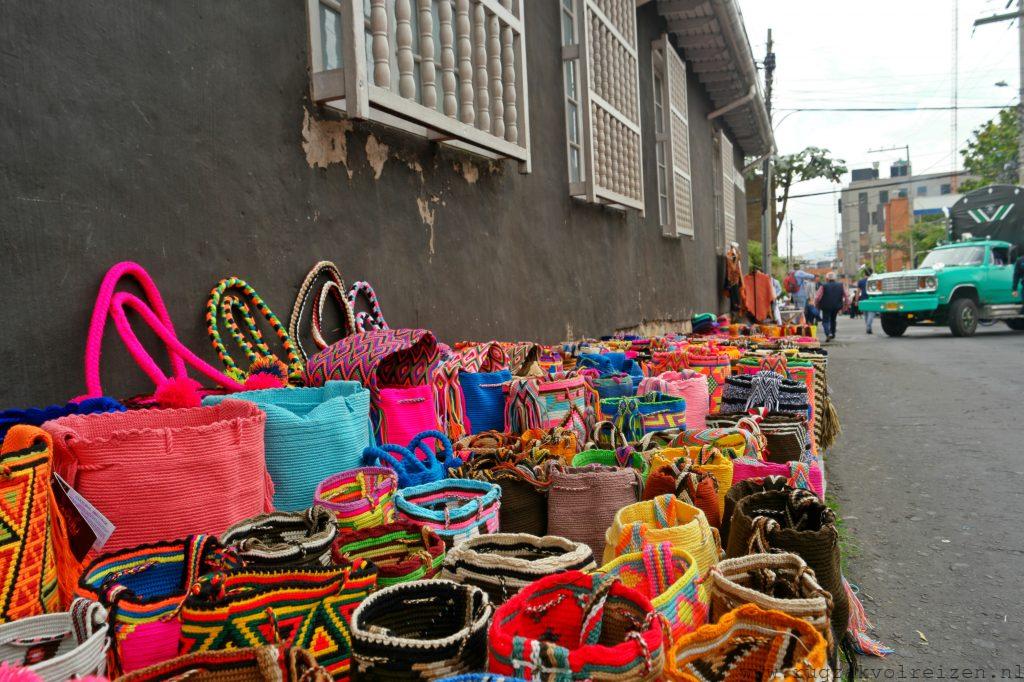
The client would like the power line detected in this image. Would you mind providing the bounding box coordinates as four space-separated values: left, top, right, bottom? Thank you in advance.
784 172 965 200
775 104 1010 112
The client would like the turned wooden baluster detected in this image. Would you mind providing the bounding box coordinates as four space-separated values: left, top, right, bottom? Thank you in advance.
396 0 415 98
501 17 517 143
474 3 490 131
439 0 457 117
456 0 474 124
419 0 437 108
371 0 390 88
488 12 503 139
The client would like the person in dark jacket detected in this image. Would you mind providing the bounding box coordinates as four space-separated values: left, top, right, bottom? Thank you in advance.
815 271 847 341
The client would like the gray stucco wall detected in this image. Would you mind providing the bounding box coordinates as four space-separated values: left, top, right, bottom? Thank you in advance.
0 1 746 406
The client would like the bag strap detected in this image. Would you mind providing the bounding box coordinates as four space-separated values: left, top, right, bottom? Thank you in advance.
83 262 188 397
408 430 458 470
347 281 389 332
109 292 245 393
288 261 358 363
206 277 304 383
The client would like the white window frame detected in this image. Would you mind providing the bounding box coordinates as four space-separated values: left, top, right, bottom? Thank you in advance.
307 0 532 171
652 35 693 238
560 0 644 213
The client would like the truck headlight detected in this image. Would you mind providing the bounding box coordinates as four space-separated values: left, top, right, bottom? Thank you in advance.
917 276 937 292
867 279 882 294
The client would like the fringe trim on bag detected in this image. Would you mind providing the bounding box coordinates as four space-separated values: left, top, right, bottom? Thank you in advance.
819 397 842 452
844 577 893 657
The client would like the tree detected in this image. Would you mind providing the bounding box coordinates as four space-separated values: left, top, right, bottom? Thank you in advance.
774 147 847 235
747 240 786 278
959 107 1019 191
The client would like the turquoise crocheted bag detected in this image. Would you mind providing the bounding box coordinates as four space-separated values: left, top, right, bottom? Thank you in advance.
204 381 372 511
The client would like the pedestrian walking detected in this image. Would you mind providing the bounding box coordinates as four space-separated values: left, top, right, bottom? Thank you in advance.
815 271 846 341
858 267 875 334
770 274 783 325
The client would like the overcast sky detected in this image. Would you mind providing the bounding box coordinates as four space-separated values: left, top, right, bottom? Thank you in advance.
737 0 1019 258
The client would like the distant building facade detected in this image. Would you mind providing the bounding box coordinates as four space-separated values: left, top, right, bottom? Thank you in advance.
839 163 972 274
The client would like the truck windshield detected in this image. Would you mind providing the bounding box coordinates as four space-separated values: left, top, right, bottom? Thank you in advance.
919 246 984 267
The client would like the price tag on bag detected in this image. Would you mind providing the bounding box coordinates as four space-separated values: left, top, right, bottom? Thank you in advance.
51 473 115 561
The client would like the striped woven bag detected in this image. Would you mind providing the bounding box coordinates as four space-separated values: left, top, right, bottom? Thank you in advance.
331 521 446 587
595 542 710 641
178 560 378 679
314 467 398 531
394 479 502 548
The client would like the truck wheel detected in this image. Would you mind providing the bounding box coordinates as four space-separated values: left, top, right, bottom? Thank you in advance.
880 314 908 337
1006 319 1024 331
948 298 978 337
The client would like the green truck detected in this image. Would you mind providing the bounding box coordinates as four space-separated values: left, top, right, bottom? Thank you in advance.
859 184 1024 337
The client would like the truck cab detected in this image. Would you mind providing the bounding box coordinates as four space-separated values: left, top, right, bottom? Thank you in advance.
859 238 1023 336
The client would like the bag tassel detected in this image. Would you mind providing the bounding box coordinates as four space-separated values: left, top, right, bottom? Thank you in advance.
843 577 893 657
819 397 842 451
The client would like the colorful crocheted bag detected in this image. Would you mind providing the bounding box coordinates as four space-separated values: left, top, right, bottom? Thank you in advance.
433 342 510 441
0 599 109 681
119 645 331 681
219 506 336 568
665 604 828 682
0 427 66 622
44 402 273 553
725 489 849 640
302 328 441 444
204 381 371 511
350 580 492 679
596 542 710 641
440 533 596 605
332 521 445 587
314 467 398 531
0 397 125 443
288 261 358 368
731 458 825 498
599 393 687 442
603 495 720 578
708 553 833 647
683 348 731 414
178 560 378 679
460 369 514 435
394 479 501 548
546 463 643 560
572 448 650 481
487 571 665 681
638 371 709 431
449 447 555 536
503 372 593 446
362 430 460 489
76 535 226 675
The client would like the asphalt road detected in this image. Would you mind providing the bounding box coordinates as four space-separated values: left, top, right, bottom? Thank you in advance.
826 314 1024 672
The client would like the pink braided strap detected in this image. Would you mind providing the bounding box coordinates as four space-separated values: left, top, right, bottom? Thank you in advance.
109 292 245 393
83 262 188 397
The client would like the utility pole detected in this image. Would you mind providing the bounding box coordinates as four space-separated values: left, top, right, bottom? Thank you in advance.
760 29 775 275
868 143 914 268
787 219 794 271
973 1 1024 185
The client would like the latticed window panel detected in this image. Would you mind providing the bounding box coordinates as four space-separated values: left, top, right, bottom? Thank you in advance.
308 0 531 170
652 34 692 237
561 0 644 213
721 131 736 246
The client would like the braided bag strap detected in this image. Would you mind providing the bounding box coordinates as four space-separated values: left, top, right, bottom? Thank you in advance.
206 277 304 382
289 261 358 363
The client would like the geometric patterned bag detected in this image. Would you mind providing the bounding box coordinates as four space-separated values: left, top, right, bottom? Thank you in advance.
178 560 378 680
0 426 63 623
119 645 331 682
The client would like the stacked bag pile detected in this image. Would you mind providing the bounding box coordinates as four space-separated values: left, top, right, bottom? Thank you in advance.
0 262 882 682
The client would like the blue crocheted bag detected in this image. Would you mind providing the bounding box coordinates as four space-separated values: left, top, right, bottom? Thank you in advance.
204 380 372 511
459 369 512 434
362 430 461 488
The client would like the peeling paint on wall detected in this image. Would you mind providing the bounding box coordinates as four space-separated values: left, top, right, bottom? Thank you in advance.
365 135 389 179
301 109 352 177
463 162 479 184
416 196 436 256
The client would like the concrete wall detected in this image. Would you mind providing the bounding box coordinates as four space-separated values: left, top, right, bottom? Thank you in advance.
0 1 746 406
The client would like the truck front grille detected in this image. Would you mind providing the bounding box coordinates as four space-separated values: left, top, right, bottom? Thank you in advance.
881 276 918 294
